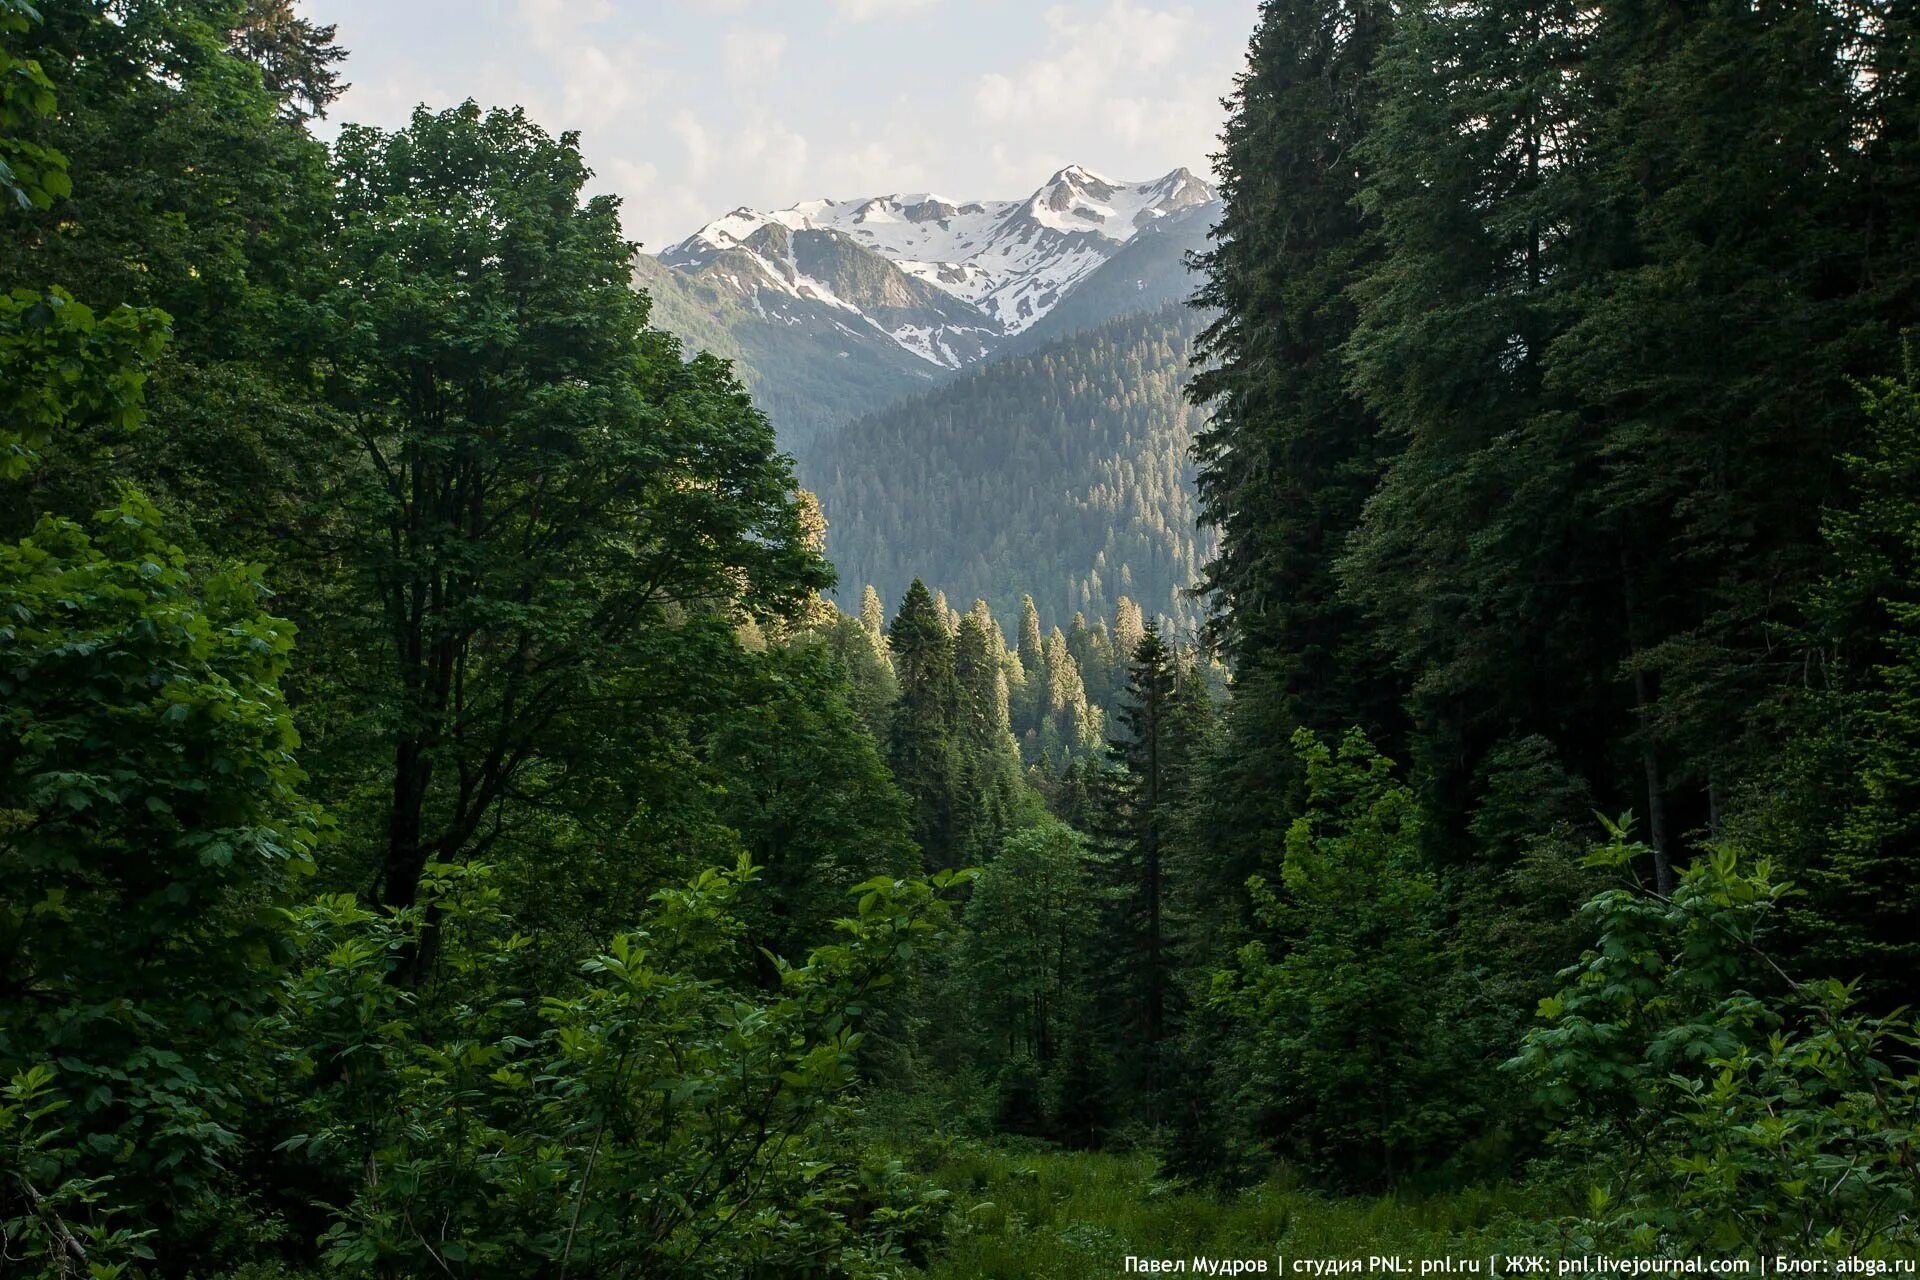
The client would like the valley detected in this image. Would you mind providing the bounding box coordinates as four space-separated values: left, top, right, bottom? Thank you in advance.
5 1 1917 1275
642 162 1222 655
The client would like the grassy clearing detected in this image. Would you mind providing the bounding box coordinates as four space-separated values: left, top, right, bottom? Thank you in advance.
913 1146 1539 1280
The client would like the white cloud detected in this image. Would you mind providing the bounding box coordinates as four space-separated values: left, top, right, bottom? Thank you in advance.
672 111 716 184
973 0 1229 185
976 1 1192 124
594 156 710 252
515 0 615 40
723 25 787 81
808 120 939 198
834 0 937 21
668 110 809 211
309 0 1251 249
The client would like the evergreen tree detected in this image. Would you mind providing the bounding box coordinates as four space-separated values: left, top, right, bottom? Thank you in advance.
1018 593 1045 674
230 0 350 121
888 579 966 868
1183 0 1404 927
1114 595 1146 665
1093 623 1180 1117
812 304 1214 638
1766 364 1920 1002
956 819 1098 1134
1341 0 1622 870
954 609 1025 854
860 582 890 657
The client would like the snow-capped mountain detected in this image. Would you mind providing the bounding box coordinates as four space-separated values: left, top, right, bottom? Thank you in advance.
660 165 1217 369
661 219 999 368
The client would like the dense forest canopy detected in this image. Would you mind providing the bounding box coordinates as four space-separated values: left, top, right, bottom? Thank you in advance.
3 0 1920 1276
810 303 1217 642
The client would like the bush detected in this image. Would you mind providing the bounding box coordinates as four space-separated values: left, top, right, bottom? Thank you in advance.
266 858 970 1278
1510 825 1920 1256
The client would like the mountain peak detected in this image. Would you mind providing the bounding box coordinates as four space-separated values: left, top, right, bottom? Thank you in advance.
1048 163 1111 185
660 163 1220 353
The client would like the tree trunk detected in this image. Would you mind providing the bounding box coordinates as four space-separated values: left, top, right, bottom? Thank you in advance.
383 736 431 909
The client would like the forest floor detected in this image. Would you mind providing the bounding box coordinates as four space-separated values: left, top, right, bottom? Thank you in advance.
912 1146 1543 1279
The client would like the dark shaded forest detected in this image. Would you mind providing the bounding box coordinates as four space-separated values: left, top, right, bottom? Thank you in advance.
3 1 1920 1277
808 303 1217 641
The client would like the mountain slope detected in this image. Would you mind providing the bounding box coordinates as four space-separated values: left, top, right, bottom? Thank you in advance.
805 303 1215 638
662 221 1002 368
642 165 1219 452
1007 200 1216 352
633 252 941 450
664 165 1216 354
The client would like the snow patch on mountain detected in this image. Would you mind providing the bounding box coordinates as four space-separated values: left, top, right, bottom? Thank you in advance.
662 164 1217 359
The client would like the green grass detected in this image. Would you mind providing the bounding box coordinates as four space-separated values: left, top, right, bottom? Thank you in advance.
912 1146 1541 1280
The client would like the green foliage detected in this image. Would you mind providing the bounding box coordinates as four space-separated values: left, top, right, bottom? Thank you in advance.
1511 833 1920 1256
1766 363 1920 1001
0 492 319 1246
954 821 1099 1139
269 859 968 1278
2 20 319 1241
0 285 168 486
228 0 348 122
702 635 918 957
811 304 1214 641
0 0 332 354
1 1063 155 1278
0 0 336 575
886 580 966 868
1188 0 1395 722
310 101 828 915
0 0 67 211
1086 625 1188 1118
11 0 1920 1266
1213 730 1472 1189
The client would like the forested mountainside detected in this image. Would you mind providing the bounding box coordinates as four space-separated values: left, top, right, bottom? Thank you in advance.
806 303 1214 640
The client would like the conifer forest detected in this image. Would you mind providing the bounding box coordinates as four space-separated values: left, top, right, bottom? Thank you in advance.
2 1 1920 1276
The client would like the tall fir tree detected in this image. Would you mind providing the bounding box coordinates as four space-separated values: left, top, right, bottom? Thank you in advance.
887 579 966 868
954 608 1025 854
1093 623 1181 1119
1765 364 1920 1004
1184 0 1404 923
859 582 889 652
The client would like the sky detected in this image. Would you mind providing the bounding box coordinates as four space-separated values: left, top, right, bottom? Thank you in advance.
305 0 1258 252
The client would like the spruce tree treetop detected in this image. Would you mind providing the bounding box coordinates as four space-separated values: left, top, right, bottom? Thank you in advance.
1019 593 1046 673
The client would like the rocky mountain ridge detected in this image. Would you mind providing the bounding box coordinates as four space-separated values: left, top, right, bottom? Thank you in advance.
660 165 1217 369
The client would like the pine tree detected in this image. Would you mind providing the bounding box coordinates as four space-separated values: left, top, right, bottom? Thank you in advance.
1774 365 1920 1002
954 610 1025 853
1114 595 1146 664
1551 0 1874 838
860 583 889 659
1018 593 1045 673
887 579 966 868
1093 623 1180 1117
1183 0 1405 919
1338 0 1650 881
